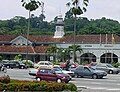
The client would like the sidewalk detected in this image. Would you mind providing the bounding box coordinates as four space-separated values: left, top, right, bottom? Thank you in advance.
77 87 120 92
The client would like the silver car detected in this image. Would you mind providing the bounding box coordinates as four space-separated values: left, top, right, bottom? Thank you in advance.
73 65 107 79
91 63 120 74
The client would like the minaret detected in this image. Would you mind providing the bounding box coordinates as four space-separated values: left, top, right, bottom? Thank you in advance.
54 15 65 38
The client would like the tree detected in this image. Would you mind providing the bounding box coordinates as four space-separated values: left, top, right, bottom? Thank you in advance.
66 0 89 62
46 45 58 61
68 45 82 63
21 0 41 60
14 54 22 60
57 48 70 62
65 10 73 19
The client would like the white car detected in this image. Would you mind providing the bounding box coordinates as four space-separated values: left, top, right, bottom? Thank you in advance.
34 61 53 69
53 65 75 77
29 68 38 76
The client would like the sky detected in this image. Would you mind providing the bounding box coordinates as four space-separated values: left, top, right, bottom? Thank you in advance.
0 0 120 22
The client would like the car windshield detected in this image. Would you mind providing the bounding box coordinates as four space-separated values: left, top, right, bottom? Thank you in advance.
106 64 114 68
89 67 96 71
53 68 63 74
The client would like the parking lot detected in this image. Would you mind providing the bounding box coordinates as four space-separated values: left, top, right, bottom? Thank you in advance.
0 68 120 92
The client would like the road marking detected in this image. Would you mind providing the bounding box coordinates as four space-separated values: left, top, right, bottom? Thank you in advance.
90 82 101 84
107 88 120 91
117 84 120 85
86 87 120 91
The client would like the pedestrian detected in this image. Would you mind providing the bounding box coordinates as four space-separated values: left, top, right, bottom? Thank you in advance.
65 57 71 71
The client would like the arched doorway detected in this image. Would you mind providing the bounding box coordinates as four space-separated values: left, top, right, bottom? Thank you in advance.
80 53 96 64
100 53 118 64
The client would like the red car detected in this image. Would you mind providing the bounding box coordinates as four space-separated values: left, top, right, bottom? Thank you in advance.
36 68 71 83
59 63 79 70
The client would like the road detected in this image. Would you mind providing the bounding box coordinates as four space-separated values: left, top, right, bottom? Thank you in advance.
0 68 120 92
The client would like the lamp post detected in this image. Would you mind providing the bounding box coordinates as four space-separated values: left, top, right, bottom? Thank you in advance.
21 0 41 61
26 10 30 61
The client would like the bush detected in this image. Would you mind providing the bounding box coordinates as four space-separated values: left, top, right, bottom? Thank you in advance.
0 75 10 83
0 80 77 91
112 62 120 68
65 83 77 91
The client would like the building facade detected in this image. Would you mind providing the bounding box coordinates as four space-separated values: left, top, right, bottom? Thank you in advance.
0 15 120 64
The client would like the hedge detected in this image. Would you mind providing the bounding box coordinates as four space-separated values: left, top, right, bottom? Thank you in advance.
0 75 77 91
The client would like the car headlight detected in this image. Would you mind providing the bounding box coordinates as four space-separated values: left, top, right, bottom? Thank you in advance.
61 77 66 79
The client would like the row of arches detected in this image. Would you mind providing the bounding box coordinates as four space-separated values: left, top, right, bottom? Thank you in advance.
80 53 118 64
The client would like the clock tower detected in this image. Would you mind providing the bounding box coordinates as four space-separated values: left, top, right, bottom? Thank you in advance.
54 15 64 38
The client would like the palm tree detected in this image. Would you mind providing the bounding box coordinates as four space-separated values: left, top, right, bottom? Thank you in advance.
66 0 89 62
68 45 83 63
21 0 41 60
58 48 70 62
46 45 58 61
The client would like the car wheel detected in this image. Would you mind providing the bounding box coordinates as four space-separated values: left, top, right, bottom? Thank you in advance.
92 74 98 79
74 74 79 78
36 77 41 81
6 66 10 69
3 68 7 73
56 79 62 83
109 70 113 74
21 66 24 69
116 71 119 74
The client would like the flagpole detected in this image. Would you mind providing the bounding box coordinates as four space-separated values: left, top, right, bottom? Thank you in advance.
105 34 107 63
100 34 101 46
111 34 114 64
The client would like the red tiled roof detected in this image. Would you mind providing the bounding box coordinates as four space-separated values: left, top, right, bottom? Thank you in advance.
0 35 17 41
0 34 120 43
0 45 48 54
56 34 120 43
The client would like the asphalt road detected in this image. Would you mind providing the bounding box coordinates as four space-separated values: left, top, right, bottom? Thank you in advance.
0 68 120 92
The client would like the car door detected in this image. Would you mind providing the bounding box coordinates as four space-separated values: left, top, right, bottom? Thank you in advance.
15 62 20 68
38 69 49 81
96 64 108 72
75 66 84 76
47 69 57 81
83 67 92 77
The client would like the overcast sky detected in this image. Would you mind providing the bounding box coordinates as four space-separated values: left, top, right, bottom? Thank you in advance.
0 0 120 22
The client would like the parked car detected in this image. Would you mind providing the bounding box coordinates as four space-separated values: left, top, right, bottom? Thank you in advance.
3 60 27 69
54 65 75 77
29 65 74 78
22 60 34 68
34 61 53 69
90 63 120 74
59 62 79 69
0 60 9 65
36 68 71 83
29 68 38 76
73 65 107 79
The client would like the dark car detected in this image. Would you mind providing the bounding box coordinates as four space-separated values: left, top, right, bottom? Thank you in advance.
3 60 27 69
36 68 71 83
90 63 120 74
73 65 107 79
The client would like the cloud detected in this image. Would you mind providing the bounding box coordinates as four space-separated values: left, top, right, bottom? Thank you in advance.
0 0 120 22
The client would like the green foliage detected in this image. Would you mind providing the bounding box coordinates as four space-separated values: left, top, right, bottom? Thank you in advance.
0 80 77 91
66 0 89 16
65 83 77 91
21 0 41 11
22 60 34 68
14 54 22 60
112 62 120 68
0 56 3 61
1 15 120 35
